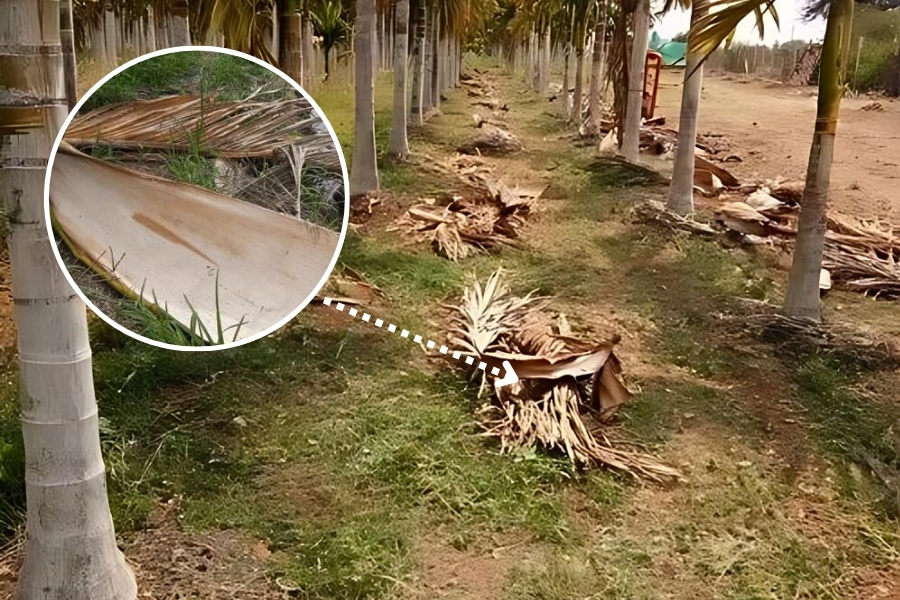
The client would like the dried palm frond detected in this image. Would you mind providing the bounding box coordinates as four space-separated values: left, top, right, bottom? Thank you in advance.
446 271 680 481
393 165 541 261
65 95 339 167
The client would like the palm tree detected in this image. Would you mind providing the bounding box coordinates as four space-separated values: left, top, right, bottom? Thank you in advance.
278 0 305 83
351 0 380 192
588 0 608 132
389 0 411 157
309 0 349 79
665 0 710 216
620 0 650 161
690 0 856 321
61 0 78 109
0 1 137 598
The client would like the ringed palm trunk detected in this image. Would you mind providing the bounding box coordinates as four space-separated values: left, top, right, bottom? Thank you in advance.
573 43 585 124
0 2 138 599
621 0 650 161
388 0 410 157
589 14 607 133
280 8 304 84
60 0 77 110
666 0 709 216
783 0 854 321
351 0 379 193
410 2 426 124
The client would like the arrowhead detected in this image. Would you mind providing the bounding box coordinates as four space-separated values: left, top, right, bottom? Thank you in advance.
494 360 519 388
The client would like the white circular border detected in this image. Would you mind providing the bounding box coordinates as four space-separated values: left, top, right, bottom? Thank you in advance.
44 46 350 352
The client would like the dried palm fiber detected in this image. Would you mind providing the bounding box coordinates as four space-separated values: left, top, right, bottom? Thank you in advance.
447 271 679 481
50 143 340 343
640 199 900 299
395 156 542 261
65 95 340 168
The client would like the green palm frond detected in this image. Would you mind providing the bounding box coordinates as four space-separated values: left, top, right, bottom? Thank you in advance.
308 0 348 51
688 0 779 62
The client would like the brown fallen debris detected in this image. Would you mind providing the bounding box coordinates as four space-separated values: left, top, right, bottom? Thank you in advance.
446 270 679 481
65 95 339 168
457 125 523 156
640 199 900 299
860 100 884 112
392 175 539 261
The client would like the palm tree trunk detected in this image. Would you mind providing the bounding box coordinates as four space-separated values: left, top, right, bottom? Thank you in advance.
170 0 191 47
389 0 410 157
0 2 138 599
561 41 571 117
104 3 118 65
351 0 380 193
621 0 650 161
303 17 315 86
280 9 304 84
589 13 607 133
60 0 77 110
539 26 551 95
422 6 434 109
783 0 854 321
666 0 709 216
573 45 585 124
145 7 158 52
431 10 441 112
410 2 426 123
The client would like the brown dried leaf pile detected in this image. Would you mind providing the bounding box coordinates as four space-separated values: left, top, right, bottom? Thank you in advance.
447 270 679 481
395 156 541 261
65 95 338 167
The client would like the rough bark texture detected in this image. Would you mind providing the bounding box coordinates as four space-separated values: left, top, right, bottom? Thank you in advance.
60 0 76 110
589 16 607 131
0 2 138 599
351 0 380 192
410 2 426 123
388 0 410 157
666 0 709 216
561 42 571 117
280 12 304 84
621 0 650 161
783 0 854 321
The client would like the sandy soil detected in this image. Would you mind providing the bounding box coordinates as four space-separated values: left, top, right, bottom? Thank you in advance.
655 69 900 221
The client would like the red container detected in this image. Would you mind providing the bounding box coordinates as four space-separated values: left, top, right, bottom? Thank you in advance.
643 50 663 119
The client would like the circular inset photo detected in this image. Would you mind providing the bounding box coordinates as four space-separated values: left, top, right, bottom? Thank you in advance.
45 47 348 350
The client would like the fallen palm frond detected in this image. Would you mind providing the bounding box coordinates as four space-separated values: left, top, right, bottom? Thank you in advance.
446 270 679 481
65 95 339 168
395 156 543 261
637 199 900 299
51 143 339 343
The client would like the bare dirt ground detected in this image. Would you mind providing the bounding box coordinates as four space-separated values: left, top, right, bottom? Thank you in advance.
655 69 900 221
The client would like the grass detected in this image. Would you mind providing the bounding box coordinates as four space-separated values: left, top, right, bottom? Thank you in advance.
82 51 289 110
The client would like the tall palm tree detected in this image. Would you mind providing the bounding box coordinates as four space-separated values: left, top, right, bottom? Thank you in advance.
588 0 608 132
351 0 380 192
0 1 137 598
620 0 650 161
389 0 411 157
690 0 856 321
665 0 710 216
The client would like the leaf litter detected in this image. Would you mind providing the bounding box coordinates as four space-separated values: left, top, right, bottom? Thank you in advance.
445 270 679 481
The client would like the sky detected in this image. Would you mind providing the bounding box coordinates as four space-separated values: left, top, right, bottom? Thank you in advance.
653 0 829 45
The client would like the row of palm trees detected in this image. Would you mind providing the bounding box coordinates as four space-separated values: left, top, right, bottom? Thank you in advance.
0 0 890 597
479 0 885 323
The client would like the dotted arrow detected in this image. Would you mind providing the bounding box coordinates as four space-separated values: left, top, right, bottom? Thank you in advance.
321 297 519 388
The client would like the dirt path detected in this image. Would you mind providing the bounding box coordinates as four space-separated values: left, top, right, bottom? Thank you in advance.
656 70 900 221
